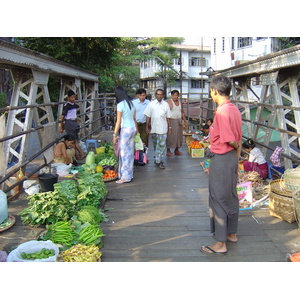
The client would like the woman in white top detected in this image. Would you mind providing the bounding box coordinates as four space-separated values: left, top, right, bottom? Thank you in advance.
166 90 187 156
242 138 268 179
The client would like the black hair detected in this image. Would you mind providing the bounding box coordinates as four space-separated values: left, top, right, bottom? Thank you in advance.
202 124 210 130
210 75 231 96
171 90 179 95
206 118 213 124
242 138 256 149
67 90 75 97
155 88 165 95
136 88 147 95
114 86 133 109
64 134 74 141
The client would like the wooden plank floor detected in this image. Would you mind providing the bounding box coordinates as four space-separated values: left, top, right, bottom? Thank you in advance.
100 139 300 262
1 134 300 262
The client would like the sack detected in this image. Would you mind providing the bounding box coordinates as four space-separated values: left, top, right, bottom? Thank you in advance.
134 134 144 151
6 240 59 262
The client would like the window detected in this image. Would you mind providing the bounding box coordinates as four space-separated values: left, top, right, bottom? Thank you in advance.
191 80 206 89
190 57 207 67
222 37 225 52
213 38 216 54
237 37 252 48
174 57 184 65
231 37 235 50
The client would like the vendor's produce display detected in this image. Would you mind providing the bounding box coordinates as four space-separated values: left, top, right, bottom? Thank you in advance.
19 173 107 226
61 244 102 262
238 171 270 204
102 170 118 181
20 248 55 260
189 140 203 149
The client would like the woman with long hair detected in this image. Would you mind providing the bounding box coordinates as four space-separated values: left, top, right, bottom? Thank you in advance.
113 87 138 183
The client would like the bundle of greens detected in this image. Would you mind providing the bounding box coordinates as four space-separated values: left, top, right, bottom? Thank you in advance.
76 173 107 208
77 205 107 225
18 191 75 226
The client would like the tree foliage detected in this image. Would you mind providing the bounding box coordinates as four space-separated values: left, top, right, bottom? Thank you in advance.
16 37 184 94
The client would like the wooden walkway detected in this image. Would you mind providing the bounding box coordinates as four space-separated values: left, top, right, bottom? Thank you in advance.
1 135 300 262
101 141 300 262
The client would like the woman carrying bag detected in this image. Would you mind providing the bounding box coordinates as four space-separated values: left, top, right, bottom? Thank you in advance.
113 87 138 184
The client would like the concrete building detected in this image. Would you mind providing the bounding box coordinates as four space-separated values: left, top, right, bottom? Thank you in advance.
211 37 282 71
140 44 211 101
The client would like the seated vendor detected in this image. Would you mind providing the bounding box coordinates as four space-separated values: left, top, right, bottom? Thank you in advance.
241 138 268 179
201 124 210 142
54 135 76 165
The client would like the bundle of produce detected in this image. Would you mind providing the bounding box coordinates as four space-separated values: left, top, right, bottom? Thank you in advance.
77 205 108 225
189 140 203 149
76 173 107 208
18 191 75 225
78 223 105 246
54 179 79 204
102 141 115 155
61 244 102 262
102 170 118 181
20 248 55 260
39 221 78 247
238 171 262 188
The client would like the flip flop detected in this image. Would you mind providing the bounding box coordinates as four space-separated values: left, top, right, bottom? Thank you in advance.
116 179 131 184
200 245 227 255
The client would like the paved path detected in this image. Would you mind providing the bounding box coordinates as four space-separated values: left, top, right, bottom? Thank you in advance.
101 140 300 262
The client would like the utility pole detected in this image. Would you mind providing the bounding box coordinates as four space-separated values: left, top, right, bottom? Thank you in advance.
179 50 182 101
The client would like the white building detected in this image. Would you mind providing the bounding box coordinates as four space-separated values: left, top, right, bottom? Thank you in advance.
211 37 281 71
140 44 211 101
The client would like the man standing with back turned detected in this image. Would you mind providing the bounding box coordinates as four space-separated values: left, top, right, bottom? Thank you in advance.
200 76 242 255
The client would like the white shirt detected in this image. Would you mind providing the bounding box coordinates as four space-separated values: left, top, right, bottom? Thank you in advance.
249 147 266 165
143 99 171 134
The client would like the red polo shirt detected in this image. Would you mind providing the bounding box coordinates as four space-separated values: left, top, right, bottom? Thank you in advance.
210 100 242 154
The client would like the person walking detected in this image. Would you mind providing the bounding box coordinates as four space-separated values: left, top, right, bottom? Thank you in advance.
113 86 138 184
166 90 187 156
144 89 171 169
200 75 242 255
59 90 86 159
132 88 150 147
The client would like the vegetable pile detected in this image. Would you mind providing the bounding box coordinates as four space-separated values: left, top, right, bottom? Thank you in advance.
189 140 203 149
19 173 107 226
102 170 118 180
20 248 55 260
61 244 102 262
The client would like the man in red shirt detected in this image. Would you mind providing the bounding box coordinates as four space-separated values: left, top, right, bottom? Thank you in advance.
201 76 242 255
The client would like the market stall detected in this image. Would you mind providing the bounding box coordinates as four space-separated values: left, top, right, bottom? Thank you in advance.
1 141 118 262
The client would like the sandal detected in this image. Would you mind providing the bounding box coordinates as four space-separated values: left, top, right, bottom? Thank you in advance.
200 245 227 255
116 179 131 184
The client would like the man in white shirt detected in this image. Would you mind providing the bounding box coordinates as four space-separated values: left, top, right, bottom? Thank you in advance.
132 88 150 147
144 89 171 169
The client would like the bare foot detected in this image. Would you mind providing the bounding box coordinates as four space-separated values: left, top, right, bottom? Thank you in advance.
227 233 238 243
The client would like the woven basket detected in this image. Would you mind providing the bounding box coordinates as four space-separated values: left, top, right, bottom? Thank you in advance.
284 166 300 192
292 190 300 228
269 179 296 223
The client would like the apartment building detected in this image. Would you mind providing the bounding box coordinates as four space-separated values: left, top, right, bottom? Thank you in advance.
140 44 211 101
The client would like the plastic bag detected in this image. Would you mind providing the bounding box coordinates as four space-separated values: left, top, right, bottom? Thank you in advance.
6 240 59 262
134 134 144 151
51 163 72 176
0 190 8 224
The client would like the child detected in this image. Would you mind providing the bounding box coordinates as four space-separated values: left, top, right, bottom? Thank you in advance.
201 124 210 142
242 138 268 179
54 135 76 165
